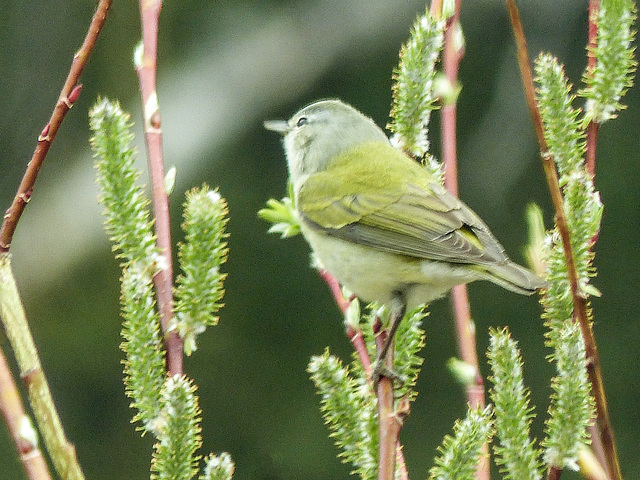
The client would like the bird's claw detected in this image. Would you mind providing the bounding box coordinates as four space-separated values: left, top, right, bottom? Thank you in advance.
371 359 405 390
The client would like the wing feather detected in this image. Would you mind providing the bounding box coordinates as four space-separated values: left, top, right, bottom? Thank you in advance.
300 164 508 265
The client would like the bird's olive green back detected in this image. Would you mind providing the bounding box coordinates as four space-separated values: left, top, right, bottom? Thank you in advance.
298 141 509 265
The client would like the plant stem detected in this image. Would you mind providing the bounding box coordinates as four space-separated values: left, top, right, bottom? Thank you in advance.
136 0 183 375
0 255 85 480
0 343 53 480
0 0 112 253
318 269 409 478
346 327 373 377
317 268 376 376
0 2 111 476
547 466 562 480
588 422 608 479
506 2 622 479
318 268 373 376
318 268 352 314
442 1 485 408
374 321 403 480
585 0 601 177
440 4 489 479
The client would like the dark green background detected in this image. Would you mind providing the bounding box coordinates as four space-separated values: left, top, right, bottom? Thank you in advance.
1 1 638 479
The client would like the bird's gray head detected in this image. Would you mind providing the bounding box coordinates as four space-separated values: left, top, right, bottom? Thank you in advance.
264 99 389 187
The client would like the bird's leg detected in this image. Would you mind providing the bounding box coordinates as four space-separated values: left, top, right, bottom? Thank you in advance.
372 292 406 386
374 293 406 480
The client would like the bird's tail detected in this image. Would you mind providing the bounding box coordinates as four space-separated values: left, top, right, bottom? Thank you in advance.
478 261 547 295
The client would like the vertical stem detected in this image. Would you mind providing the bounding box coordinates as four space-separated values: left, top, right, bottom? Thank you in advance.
441 4 489 479
450 286 485 405
375 323 403 480
136 0 183 375
585 121 599 178
317 269 409 476
442 3 483 406
547 466 563 480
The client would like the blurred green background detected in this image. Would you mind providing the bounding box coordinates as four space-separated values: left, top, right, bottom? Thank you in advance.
1 1 638 478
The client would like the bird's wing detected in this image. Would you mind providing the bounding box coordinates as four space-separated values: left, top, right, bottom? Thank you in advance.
299 169 509 265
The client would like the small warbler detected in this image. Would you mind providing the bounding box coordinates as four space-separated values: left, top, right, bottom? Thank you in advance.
265 99 545 373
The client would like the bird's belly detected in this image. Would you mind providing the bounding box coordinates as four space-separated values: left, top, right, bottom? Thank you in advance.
302 228 478 308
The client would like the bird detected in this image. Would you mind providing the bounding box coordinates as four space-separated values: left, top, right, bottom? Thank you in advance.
265 99 545 375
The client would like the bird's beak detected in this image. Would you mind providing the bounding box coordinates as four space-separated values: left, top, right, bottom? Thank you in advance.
263 120 290 135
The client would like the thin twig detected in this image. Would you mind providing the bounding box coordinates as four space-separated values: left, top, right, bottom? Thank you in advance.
440 4 490 479
547 466 563 480
585 0 601 177
585 118 600 178
136 0 183 375
506 2 622 479
588 422 609 479
0 343 53 480
318 268 352 314
374 318 403 480
396 442 410 480
317 268 374 374
442 1 486 409
0 2 111 477
318 269 409 478
0 0 112 252
583 4 613 473
0 256 85 480
346 327 373 377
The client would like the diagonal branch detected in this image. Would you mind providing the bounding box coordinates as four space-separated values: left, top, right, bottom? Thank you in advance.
0 343 52 480
317 269 408 480
0 256 85 480
0 2 111 478
0 0 112 253
585 0 601 177
506 2 622 479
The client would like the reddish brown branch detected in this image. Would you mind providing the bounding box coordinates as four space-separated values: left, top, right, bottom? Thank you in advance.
506 2 621 479
318 268 352 314
374 320 403 480
0 346 53 480
442 3 486 407
396 441 410 480
585 0 601 177
588 422 608 476
440 6 489 480
318 269 374 374
318 270 408 478
136 0 183 375
547 466 563 480
346 327 373 377
442 9 464 198
585 122 600 178
0 3 111 476
0 0 112 253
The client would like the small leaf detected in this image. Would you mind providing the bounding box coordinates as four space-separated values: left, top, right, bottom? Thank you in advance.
165 166 177 195
258 196 301 238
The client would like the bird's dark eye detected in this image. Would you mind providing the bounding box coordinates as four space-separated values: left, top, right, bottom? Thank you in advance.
296 116 308 127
